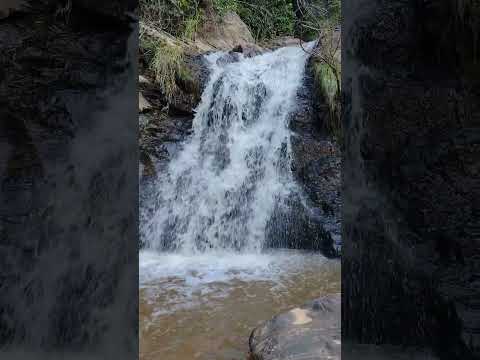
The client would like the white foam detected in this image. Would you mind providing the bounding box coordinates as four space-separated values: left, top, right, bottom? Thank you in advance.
139 249 331 315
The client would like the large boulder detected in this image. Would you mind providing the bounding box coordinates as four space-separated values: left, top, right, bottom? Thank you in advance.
195 11 256 51
249 293 340 360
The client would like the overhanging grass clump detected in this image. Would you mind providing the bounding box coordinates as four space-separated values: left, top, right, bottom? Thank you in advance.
140 36 190 101
312 59 342 145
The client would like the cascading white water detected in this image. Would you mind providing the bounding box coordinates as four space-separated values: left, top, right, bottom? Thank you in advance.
141 43 315 254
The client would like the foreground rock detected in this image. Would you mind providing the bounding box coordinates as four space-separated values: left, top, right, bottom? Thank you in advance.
249 293 340 360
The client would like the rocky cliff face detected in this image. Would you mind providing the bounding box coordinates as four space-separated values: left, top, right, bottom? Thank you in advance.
139 36 341 256
0 1 137 357
342 0 480 358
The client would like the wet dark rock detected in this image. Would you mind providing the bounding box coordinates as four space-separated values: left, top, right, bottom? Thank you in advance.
285 56 341 256
139 110 193 178
265 193 337 257
186 54 211 93
232 44 243 53
231 43 264 58
138 53 210 178
249 293 340 360
216 51 242 66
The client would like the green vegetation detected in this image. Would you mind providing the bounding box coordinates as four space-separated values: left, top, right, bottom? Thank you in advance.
139 0 340 42
213 0 295 40
295 0 340 39
139 0 342 140
313 61 337 107
183 8 204 40
139 0 204 39
140 35 189 101
313 59 342 144
213 0 341 41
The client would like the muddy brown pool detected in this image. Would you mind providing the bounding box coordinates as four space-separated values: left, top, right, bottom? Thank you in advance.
139 249 340 360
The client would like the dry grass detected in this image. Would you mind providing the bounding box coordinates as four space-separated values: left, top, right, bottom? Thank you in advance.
140 35 186 101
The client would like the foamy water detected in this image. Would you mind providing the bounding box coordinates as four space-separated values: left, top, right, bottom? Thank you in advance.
140 43 316 253
140 249 340 360
140 249 332 314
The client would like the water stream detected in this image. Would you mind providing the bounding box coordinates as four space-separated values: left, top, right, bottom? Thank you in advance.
140 43 340 360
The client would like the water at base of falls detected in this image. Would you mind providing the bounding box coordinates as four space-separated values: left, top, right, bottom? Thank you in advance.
140 43 316 254
140 249 340 360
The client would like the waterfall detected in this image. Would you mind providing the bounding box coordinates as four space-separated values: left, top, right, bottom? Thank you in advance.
141 43 315 254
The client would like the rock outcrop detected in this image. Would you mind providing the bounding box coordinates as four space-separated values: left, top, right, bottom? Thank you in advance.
265 40 341 256
195 11 256 51
249 293 340 360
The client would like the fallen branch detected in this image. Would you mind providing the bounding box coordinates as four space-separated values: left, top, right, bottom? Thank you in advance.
139 21 188 49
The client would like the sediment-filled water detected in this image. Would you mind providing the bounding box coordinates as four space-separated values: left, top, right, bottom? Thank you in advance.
140 250 340 360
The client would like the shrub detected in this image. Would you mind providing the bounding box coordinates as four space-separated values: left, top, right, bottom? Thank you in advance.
295 0 340 39
140 0 203 39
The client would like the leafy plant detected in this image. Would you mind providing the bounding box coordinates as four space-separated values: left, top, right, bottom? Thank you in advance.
238 0 295 40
